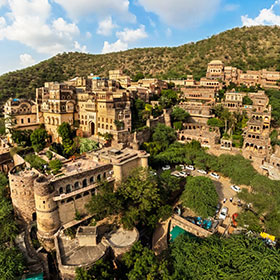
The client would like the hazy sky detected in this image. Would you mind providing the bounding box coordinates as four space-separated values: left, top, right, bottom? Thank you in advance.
0 0 279 74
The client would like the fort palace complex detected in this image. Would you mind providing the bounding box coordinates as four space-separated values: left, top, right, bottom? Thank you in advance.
3 60 280 278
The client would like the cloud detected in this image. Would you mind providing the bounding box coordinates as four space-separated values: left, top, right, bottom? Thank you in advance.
19 53 35 67
74 41 87 52
54 0 136 22
102 39 128 54
242 1 280 26
116 24 147 43
0 0 87 55
137 0 221 28
97 16 117 36
102 25 148 54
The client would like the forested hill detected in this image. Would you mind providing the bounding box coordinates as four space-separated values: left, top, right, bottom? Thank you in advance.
1 25 280 103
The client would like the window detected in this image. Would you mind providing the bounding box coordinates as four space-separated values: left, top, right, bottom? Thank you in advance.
21 119 24 124
84 191 90 196
75 194 82 200
83 179 87 188
28 118 30 123
74 182 79 189
97 174 101 181
90 177 94 184
66 184 71 194
59 187 63 194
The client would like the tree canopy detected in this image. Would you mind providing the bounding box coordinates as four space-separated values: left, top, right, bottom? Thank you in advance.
170 234 280 280
30 127 48 152
181 176 219 218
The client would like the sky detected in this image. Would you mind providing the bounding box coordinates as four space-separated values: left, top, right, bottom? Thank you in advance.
0 0 280 75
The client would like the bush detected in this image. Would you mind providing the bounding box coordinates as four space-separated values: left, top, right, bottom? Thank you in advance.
49 159 62 175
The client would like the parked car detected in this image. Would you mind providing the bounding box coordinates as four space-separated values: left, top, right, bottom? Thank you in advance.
185 165 195 171
210 172 220 179
179 164 185 170
179 171 188 178
197 169 207 175
162 165 171 171
171 171 181 178
219 206 228 220
231 185 241 192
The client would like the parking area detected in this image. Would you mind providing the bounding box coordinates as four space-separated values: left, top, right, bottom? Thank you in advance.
160 164 249 227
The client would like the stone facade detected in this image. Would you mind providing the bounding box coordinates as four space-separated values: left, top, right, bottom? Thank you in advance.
4 98 39 143
8 148 149 251
181 87 216 103
178 123 220 148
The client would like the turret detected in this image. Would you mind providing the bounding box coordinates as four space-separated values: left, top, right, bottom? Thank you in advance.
34 176 60 251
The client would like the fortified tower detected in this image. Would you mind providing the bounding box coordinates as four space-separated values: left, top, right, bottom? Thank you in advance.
34 175 60 251
9 163 38 223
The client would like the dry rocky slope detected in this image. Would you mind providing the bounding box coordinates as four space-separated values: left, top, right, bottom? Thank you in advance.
1 25 280 103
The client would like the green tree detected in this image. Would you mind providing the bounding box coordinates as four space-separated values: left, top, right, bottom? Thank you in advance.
10 129 32 146
79 138 99 153
181 176 218 218
152 124 177 151
57 122 76 157
86 181 122 221
132 72 144 82
158 170 181 199
75 259 116 280
243 95 253 105
207 118 224 128
49 159 62 175
123 242 171 280
30 127 48 152
0 247 26 280
159 89 178 108
171 106 190 122
117 168 162 229
170 234 280 279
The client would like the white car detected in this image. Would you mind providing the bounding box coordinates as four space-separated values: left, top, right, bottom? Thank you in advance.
197 169 207 175
171 171 181 178
178 171 188 178
162 165 171 171
219 206 228 220
179 164 185 170
231 185 241 193
210 172 220 180
185 165 195 171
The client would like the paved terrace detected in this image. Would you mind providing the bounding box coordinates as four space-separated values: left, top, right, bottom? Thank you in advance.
58 235 107 266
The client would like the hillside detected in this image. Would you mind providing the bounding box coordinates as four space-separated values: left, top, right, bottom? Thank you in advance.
1 25 280 103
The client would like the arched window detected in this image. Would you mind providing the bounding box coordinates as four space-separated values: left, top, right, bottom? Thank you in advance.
66 198 74 203
74 182 79 189
59 187 64 194
75 194 82 200
66 184 71 194
103 172 106 179
90 177 94 184
97 174 101 181
84 191 90 196
83 179 87 188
